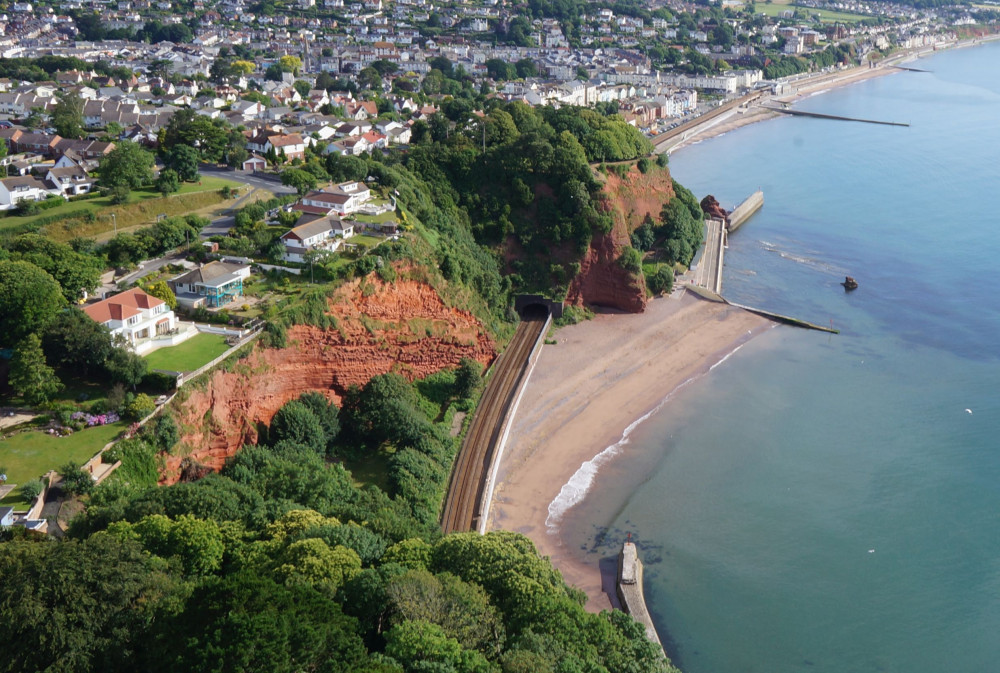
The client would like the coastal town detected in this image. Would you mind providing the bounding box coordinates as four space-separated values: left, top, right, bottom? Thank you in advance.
0 0 998 670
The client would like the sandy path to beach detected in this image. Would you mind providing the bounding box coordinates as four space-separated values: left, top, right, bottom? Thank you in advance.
487 290 773 611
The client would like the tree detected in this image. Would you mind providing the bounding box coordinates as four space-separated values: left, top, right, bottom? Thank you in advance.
292 79 311 98
144 280 177 310
265 63 283 81
8 234 103 302
0 259 65 347
98 140 155 199
280 168 317 195
358 67 382 90
105 346 148 388
155 168 179 195
43 308 115 378
454 357 482 399
163 144 200 182
60 462 95 495
278 55 302 75
269 400 326 455
232 59 255 75
144 573 368 673
515 58 538 78
9 334 62 406
0 534 185 673
51 91 85 139
24 106 45 130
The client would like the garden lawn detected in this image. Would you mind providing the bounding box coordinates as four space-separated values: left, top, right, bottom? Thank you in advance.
144 333 230 373
0 176 243 235
756 2 870 22
0 421 126 509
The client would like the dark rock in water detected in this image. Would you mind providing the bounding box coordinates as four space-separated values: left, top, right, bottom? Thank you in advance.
842 276 858 291
700 194 729 221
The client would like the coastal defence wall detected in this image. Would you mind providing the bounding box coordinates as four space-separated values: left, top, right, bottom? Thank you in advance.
476 311 552 534
617 542 665 653
727 190 764 232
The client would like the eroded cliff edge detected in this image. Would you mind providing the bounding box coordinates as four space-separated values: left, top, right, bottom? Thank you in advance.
164 273 495 484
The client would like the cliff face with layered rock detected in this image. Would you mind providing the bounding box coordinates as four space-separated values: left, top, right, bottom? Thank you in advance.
163 273 495 484
565 164 676 313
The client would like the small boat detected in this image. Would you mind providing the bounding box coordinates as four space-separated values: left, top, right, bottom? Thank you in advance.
841 276 858 291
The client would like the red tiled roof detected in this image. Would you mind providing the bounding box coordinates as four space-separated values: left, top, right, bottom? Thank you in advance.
82 287 163 324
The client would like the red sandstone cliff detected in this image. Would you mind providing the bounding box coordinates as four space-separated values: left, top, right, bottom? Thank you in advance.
565 164 676 313
163 274 495 484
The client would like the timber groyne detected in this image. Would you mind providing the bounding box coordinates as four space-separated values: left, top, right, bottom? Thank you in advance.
617 540 665 654
761 105 909 127
727 190 764 232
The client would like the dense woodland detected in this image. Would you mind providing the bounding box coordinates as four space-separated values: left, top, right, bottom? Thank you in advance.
0 102 700 671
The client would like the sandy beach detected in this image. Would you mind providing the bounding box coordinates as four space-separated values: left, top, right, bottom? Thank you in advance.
487 290 773 611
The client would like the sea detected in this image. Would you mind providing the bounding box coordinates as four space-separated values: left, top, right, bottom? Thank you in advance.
554 42 1000 673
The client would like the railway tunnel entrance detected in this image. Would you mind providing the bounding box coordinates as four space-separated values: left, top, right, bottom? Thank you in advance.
514 295 563 320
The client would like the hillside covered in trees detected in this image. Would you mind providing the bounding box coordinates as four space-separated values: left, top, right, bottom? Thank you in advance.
0 103 699 673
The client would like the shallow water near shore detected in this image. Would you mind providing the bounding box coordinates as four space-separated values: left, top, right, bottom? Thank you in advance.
558 42 1000 673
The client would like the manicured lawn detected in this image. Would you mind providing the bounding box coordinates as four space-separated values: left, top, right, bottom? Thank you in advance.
145 333 230 372
0 421 126 509
352 234 387 248
353 208 398 225
0 176 244 233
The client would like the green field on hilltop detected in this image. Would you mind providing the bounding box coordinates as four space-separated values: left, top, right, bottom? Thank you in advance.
0 421 126 508
757 1 871 23
144 332 230 372
0 176 244 238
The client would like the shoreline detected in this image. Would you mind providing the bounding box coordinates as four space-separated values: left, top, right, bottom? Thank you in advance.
667 35 1000 154
486 291 774 611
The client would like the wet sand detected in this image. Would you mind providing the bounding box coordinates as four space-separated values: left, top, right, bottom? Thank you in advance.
487 291 773 610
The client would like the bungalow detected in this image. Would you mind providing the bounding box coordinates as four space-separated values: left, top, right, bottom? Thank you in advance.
279 215 355 263
169 260 251 308
82 288 177 354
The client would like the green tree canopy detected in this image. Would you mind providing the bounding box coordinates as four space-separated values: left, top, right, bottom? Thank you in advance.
0 259 65 347
9 333 62 405
8 233 103 302
97 140 155 194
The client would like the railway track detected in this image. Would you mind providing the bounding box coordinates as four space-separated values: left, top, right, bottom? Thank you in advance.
440 310 548 534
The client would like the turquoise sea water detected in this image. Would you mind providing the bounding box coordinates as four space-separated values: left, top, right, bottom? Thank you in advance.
558 43 1000 673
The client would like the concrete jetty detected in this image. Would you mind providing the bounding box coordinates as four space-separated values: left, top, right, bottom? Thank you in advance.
617 540 665 653
727 190 764 232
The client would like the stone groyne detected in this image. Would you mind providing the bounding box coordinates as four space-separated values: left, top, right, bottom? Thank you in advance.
727 190 764 232
616 541 665 653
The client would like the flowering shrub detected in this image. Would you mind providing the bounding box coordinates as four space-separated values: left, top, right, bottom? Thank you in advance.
69 411 121 427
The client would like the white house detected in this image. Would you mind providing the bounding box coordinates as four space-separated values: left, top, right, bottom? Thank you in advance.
0 175 55 210
45 166 96 196
82 288 178 354
279 215 355 263
294 181 372 217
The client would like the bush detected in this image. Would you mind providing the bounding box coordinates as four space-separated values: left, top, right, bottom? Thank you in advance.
19 478 44 502
637 157 651 174
141 371 177 393
124 393 156 421
59 462 94 495
646 266 674 295
617 246 642 274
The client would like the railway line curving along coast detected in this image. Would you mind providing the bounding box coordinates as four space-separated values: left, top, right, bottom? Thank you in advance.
441 307 550 534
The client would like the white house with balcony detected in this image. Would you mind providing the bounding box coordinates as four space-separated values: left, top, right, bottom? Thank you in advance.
82 288 182 355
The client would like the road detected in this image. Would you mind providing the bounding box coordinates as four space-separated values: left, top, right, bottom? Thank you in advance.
105 167 295 291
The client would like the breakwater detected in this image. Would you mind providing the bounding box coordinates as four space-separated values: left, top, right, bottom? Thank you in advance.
727 190 764 232
761 105 910 127
617 540 665 653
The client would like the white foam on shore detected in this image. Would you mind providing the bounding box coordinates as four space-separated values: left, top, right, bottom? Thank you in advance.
544 339 752 533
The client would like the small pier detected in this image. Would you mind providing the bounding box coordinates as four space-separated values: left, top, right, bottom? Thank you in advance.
762 105 909 127
727 190 764 232
617 540 665 654
892 65 932 73
691 218 726 294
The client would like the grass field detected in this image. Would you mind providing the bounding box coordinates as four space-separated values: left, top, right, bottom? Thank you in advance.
0 176 244 239
756 1 870 23
145 333 231 372
0 421 125 508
